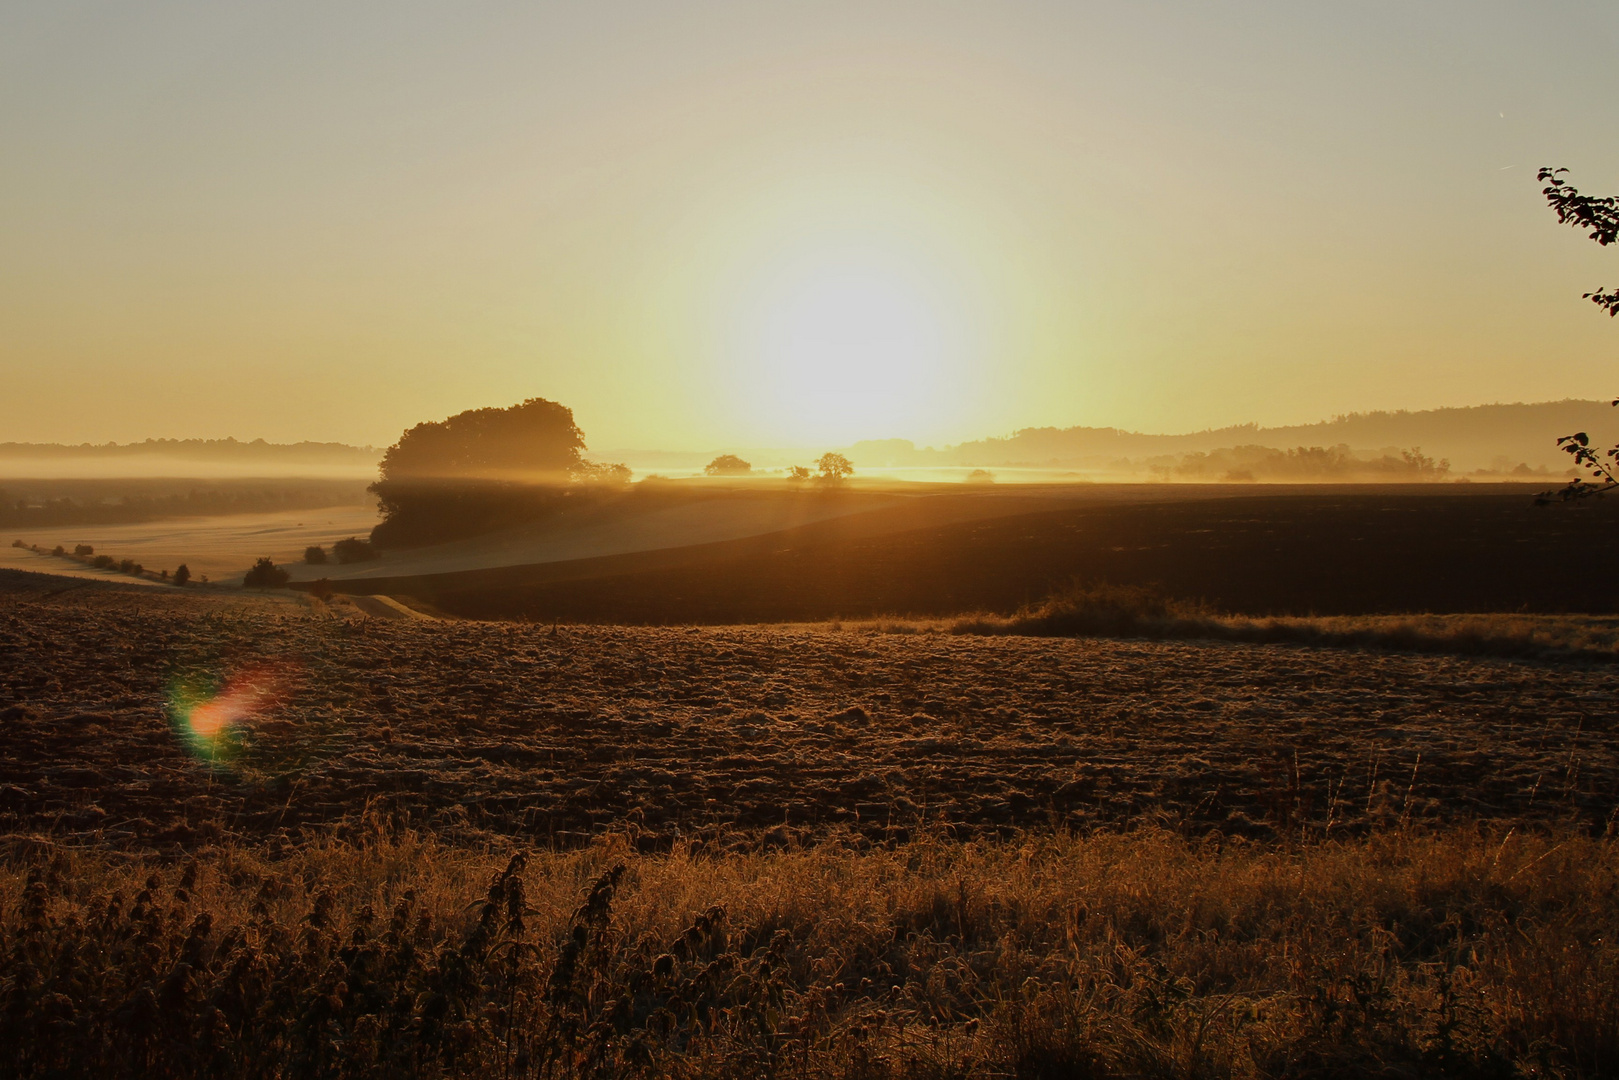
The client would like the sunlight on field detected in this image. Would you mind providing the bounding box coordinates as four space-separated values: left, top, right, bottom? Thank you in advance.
0 505 380 583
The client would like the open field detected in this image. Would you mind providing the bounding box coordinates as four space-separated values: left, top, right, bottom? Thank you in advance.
1 505 384 585
3 570 1619 1075
3 569 1613 848
1 480 1141 589
10 484 1598 624
324 486 1619 623
5 492 1619 1077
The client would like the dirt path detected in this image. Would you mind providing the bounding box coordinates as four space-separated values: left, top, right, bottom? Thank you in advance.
343 594 436 620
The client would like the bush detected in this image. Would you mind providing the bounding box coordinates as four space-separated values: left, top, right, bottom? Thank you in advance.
243 557 290 589
303 544 328 564
9 539 21 548
786 465 811 484
332 536 378 563
173 563 191 587
309 577 334 601
74 544 93 556
575 460 632 485
90 554 115 569
965 469 995 485
51 545 64 556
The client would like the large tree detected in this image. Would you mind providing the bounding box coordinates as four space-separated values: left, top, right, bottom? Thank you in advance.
378 397 588 483
369 397 627 548
1539 168 1619 498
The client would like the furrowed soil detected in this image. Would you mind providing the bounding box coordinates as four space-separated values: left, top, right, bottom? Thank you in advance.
3 569 1614 852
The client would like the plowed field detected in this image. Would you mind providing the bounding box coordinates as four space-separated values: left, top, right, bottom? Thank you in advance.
2 569 1614 852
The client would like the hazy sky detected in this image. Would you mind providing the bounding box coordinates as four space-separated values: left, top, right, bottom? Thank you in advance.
4 1 1619 452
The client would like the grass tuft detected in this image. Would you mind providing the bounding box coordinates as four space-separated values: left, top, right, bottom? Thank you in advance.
950 580 1619 662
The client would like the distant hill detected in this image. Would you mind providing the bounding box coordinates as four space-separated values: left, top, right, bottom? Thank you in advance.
847 400 1615 476
0 438 380 479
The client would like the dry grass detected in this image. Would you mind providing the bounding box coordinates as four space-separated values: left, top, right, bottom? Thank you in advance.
948 582 1619 662
3 824 1617 1078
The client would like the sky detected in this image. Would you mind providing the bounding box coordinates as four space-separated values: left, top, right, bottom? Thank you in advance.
3 1 1619 453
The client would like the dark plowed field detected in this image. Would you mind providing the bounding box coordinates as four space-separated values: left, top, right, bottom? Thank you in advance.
337 488 1619 623
3 569 1615 852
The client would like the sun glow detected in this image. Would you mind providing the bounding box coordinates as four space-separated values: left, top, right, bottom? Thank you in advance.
729 243 980 446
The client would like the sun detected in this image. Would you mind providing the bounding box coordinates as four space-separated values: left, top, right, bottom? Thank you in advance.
731 244 974 446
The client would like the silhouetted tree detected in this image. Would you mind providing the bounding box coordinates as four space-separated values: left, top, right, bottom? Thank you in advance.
378 397 587 483
304 545 328 564
74 544 92 556
1538 168 1619 499
816 453 854 484
243 558 289 589
704 454 752 476
785 465 811 484
368 397 630 548
173 564 191 586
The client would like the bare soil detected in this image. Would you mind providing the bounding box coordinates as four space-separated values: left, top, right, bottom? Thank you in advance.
2 569 1613 853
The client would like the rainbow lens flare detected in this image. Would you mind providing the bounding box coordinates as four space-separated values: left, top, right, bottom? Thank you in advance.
168 663 293 765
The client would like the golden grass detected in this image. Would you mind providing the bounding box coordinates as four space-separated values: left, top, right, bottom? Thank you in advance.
940 582 1619 662
2 824 1615 1077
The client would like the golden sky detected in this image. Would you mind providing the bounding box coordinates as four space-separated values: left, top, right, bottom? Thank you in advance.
3 2 1618 451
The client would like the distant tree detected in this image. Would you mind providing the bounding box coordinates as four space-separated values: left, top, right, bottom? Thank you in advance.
704 454 753 476
74 544 93 556
785 465 812 484
243 557 290 589
304 544 328 564
173 563 191 587
815 453 854 484
965 469 996 485
1537 168 1619 500
332 536 379 563
51 545 64 556
91 554 114 569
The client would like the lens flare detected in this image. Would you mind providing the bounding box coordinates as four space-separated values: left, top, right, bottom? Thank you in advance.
167 663 294 765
